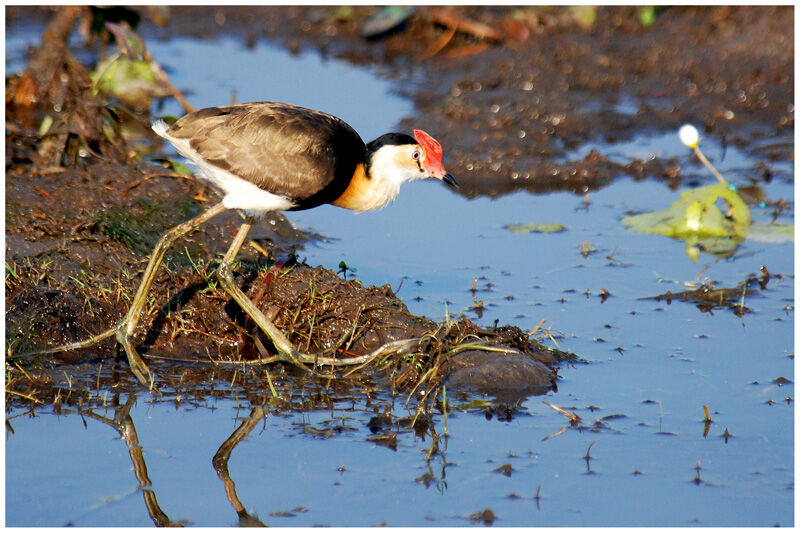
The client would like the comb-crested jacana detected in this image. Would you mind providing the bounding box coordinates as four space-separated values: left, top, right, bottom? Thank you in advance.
106 101 458 384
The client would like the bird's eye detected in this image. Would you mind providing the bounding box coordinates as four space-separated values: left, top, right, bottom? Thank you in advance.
411 149 421 161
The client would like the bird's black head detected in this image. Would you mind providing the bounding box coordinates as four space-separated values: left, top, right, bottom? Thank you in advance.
366 133 417 154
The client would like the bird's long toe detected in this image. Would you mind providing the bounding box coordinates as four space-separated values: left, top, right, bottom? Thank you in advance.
115 327 152 386
264 330 313 371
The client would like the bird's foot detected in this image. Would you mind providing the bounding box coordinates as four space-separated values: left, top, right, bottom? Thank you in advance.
266 330 315 373
115 325 153 387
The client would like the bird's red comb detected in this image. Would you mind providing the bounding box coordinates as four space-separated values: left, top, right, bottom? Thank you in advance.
413 129 444 166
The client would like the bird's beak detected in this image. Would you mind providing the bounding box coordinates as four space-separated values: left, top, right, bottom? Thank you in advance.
441 173 459 188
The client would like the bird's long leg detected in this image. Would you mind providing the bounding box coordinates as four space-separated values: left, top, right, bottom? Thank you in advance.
216 218 308 371
116 201 228 385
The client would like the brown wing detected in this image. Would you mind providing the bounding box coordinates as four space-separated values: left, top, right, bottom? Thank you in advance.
167 102 367 209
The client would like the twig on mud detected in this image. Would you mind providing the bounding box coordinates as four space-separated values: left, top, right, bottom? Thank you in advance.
343 305 364 354
443 43 490 59
20 327 117 357
14 362 34 382
447 342 519 356
34 186 54 199
145 51 194 114
6 389 43 404
119 171 194 198
249 240 271 258
545 329 560 349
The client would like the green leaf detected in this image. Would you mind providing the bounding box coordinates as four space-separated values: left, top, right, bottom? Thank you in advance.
504 223 567 234
638 6 657 26
338 260 357 273
168 159 192 175
91 56 163 108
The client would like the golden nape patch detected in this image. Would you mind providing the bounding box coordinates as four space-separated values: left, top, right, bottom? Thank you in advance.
331 163 375 211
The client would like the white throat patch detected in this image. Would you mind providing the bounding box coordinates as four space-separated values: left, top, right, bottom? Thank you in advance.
360 144 426 211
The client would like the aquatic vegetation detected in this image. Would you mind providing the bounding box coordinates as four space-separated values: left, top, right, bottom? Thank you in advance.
623 125 792 260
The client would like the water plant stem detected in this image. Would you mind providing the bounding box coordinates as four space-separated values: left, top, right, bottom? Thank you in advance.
692 146 727 185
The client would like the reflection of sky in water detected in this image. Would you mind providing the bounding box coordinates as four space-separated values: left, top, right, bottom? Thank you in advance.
569 128 793 182
5 21 794 527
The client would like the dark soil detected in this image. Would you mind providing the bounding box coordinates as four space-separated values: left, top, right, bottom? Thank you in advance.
5 6 792 405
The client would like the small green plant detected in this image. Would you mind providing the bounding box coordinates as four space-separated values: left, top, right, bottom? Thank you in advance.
5 261 20 289
338 260 357 280
638 6 658 26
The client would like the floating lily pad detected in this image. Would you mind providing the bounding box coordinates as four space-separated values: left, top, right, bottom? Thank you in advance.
623 184 750 239
504 223 567 234
622 184 756 260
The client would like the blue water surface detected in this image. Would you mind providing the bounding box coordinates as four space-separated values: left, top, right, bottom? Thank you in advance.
5 22 794 527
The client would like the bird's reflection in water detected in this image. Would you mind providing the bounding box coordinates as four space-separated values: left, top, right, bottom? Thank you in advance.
212 406 268 527
75 395 270 527
80 394 181 527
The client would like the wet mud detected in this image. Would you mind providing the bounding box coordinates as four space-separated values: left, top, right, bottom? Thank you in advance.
5 6 793 408
153 5 793 196
647 265 785 316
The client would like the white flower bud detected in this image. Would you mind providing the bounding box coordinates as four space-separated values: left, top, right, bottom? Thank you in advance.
679 124 700 149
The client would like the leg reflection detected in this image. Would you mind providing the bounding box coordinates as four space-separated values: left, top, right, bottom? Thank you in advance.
212 406 267 527
81 394 180 527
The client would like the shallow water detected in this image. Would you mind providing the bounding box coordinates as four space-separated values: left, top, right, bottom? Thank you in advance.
5 25 794 527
